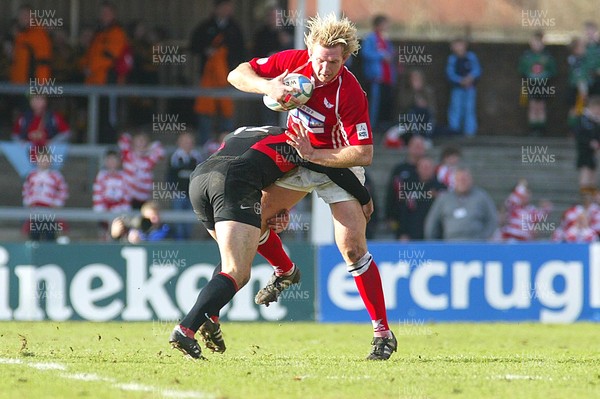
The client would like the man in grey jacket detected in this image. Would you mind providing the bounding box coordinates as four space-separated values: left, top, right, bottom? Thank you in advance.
425 166 497 240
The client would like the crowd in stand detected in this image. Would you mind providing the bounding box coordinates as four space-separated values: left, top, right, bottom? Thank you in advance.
383 131 600 243
366 14 600 244
0 1 293 144
21 125 217 242
3 1 600 243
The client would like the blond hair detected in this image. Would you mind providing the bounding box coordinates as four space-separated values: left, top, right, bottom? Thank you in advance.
304 13 360 58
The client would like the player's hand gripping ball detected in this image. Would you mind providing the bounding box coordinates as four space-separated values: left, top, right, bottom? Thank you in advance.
263 73 314 112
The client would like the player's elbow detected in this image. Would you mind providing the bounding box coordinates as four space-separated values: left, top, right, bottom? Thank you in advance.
355 146 373 166
227 68 239 86
227 62 248 86
357 156 371 166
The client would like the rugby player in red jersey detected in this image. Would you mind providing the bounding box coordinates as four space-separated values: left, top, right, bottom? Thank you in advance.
227 14 396 360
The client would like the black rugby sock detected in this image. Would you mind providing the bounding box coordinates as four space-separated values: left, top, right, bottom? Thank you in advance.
180 272 237 332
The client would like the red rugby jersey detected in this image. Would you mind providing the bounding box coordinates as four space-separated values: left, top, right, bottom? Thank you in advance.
249 49 373 149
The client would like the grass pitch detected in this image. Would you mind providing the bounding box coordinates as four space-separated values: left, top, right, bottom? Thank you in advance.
0 322 599 399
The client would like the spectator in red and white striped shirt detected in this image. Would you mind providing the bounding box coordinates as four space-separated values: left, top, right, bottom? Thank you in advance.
93 150 131 213
118 132 164 209
566 213 598 242
22 153 68 241
499 179 552 241
23 153 68 208
552 191 600 242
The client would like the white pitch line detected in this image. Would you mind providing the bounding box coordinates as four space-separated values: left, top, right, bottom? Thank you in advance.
162 389 215 399
0 358 23 365
60 372 115 383
490 374 551 381
0 358 213 398
114 382 155 392
28 362 66 371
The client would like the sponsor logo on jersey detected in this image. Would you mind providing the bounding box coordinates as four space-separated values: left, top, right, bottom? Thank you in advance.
290 106 325 133
356 123 369 140
323 98 334 109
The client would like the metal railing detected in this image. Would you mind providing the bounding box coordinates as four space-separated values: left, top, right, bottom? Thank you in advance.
0 206 195 223
0 83 262 144
0 143 196 224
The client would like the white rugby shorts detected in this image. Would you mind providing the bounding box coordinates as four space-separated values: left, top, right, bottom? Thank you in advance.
274 166 365 204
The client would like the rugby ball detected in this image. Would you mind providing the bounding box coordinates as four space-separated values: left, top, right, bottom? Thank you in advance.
263 73 314 112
